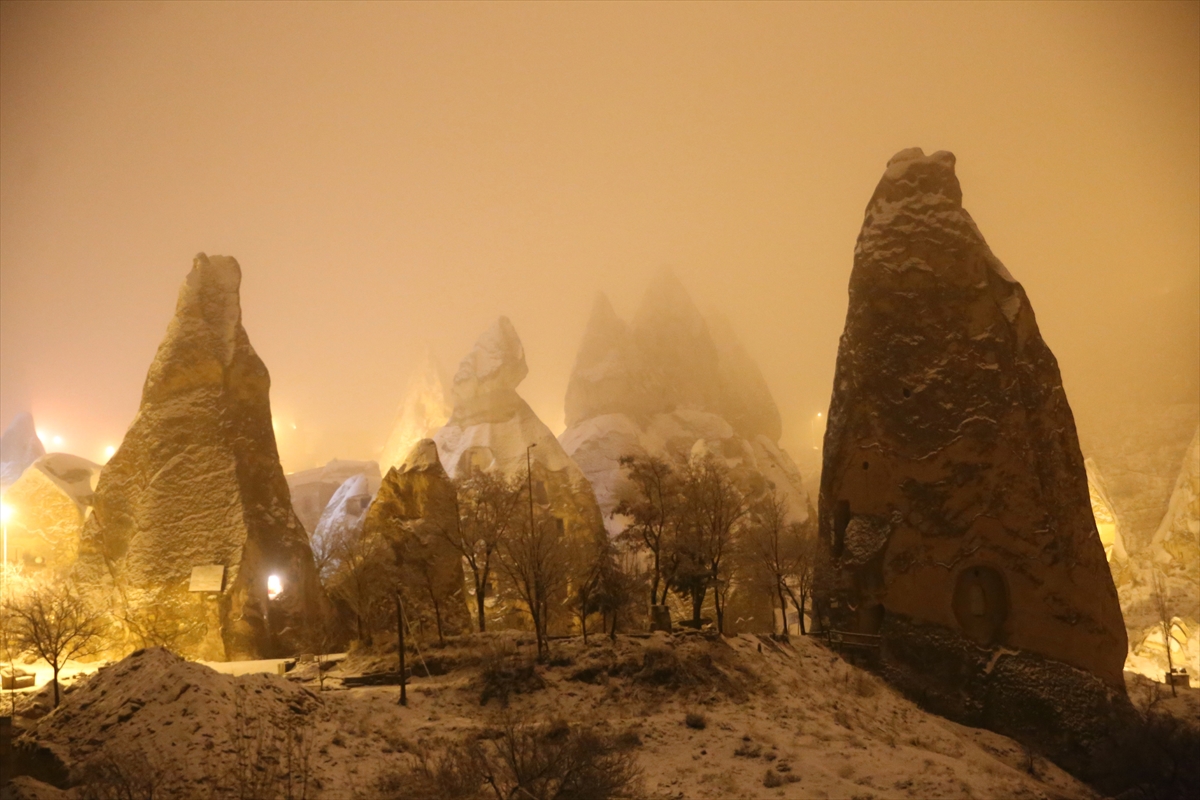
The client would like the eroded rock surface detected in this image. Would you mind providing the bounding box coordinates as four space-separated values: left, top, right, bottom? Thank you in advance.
76 253 333 660
1 453 100 577
814 149 1130 778
363 439 471 638
1 412 46 488
286 459 381 537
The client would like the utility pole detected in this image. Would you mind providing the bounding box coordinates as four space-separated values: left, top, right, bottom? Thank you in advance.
395 590 407 706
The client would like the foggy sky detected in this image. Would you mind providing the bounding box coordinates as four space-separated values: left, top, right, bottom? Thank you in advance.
2 1 1197 475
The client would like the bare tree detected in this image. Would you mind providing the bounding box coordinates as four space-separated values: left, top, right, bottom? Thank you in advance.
436 470 525 633
6 582 106 707
326 525 392 644
595 544 639 641
569 529 615 645
393 519 463 646
673 455 749 633
1151 570 1180 698
614 455 682 607
499 470 569 660
745 493 817 636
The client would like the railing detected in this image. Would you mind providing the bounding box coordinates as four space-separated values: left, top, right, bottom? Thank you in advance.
825 629 882 652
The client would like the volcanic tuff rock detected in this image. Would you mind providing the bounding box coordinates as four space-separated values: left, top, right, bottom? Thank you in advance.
559 274 810 540
363 439 471 637
76 254 333 661
1 453 101 576
434 318 603 539
0 412 46 488
310 472 377 582
379 345 452 474
815 149 1130 780
286 459 381 536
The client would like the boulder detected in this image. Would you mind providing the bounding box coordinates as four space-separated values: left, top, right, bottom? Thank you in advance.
814 149 1130 779
76 253 334 660
379 345 452 474
1 412 46 488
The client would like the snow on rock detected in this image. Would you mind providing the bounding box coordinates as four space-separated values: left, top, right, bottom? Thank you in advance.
1 411 46 488
815 148 1130 782
310 472 377 580
379 345 452 474
1 454 101 577
434 316 604 542
286 459 381 536
74 254 335 661
559 276 811 537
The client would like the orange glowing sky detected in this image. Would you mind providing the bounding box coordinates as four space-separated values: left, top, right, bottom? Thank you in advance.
1 1 1197 473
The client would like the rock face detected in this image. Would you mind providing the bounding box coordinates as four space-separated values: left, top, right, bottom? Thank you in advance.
434 318 603 534
1 453 101 577
0 412 46 488
559 277 811 537
76 254 333 661
286 459 381 537
814 149 1130 774
363 439 471 638
379 346 452 474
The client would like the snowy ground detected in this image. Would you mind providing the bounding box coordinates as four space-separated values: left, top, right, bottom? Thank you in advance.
10 632 1111 799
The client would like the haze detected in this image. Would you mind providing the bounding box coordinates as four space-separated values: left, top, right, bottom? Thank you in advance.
1 0 1197 474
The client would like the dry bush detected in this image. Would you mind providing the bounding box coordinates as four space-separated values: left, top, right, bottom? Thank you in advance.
74 746 168 800
376 716 642 800
479 641 545 707
763 769 784 788
685 711 707 730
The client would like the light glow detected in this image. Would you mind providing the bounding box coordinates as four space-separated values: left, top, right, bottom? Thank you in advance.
104 445 117 461
267 574 283 600
0 502 12 523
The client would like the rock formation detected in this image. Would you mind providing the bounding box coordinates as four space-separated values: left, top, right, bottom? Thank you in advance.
1121 426 1199 684
1 453 101 576
363 439 471 638
76 253 333 661
434 317 604 541
559 276 811 537
309 472 377 581
286 459 381 537
379 345 452 474
814 149 1130 777
0 412 46 488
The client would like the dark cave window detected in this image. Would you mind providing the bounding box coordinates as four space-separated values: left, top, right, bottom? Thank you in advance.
862 461 869 470
833 500 851 557
903 388 911 398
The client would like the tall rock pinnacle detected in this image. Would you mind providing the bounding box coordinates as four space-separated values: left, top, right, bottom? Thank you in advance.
77 254 333 660
379 345 452 473
815 149 1129 777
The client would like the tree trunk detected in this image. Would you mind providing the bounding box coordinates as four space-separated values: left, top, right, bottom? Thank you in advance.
581 604 589 645
475 581 487 633
432 597 444 646
777 582 790 636
396 592 407 707
795 593 807 636
692 590 704 626
52 663 60 708
1164 620 1177 698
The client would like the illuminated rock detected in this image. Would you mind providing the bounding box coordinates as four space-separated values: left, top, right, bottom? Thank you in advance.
559 279 811 538
76 253 334 661
814 149 1129 775
363 439 471 638
1122 427 1199 684
286 459 381 536
1 453 100 576
0 412 46 488
310 471 378 580
379 345 452 474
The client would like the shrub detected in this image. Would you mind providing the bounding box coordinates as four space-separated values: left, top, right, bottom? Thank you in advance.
685 711 707 730
763 769 784 788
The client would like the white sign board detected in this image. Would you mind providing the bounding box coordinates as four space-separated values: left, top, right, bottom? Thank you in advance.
189 565 226 593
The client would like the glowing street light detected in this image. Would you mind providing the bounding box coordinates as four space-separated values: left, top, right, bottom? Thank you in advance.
104 445 117 461
267 574 283 600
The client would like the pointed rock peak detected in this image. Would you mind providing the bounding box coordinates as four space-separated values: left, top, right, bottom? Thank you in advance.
1 412 47 488
635 268 705 332
706 309 782 441
379 345 453 472
870 147 962 209
453 316 528 394
400 438 445 474
585 292 625 334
